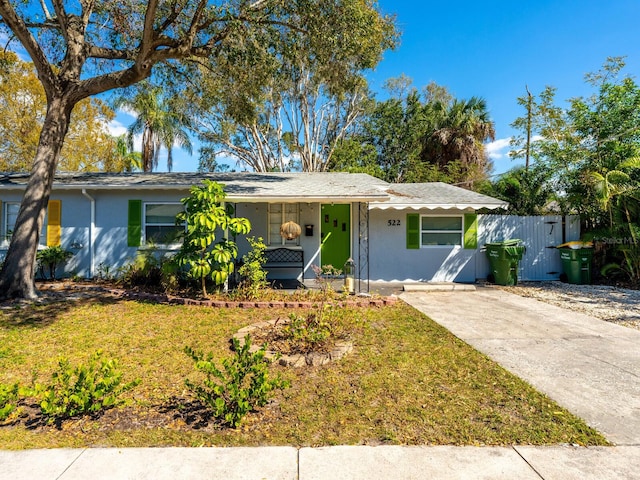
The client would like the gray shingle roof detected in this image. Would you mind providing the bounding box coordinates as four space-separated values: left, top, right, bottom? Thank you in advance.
372 182 508 210
0 173 506 210
0 172 389 202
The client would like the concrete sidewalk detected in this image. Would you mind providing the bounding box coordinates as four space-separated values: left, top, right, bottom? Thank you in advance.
1 445 640 480
3 286 640 479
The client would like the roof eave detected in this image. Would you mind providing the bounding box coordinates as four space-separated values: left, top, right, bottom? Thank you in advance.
369 203 508 211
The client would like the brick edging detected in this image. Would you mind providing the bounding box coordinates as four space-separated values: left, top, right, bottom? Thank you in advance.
103 288 398 308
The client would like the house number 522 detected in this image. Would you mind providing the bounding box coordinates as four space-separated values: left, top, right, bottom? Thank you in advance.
387 219 401 226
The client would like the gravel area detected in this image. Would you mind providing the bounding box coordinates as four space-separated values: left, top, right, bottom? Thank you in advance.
499 281 640 331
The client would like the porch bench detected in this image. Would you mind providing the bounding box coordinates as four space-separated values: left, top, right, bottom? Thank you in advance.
264 247 304 280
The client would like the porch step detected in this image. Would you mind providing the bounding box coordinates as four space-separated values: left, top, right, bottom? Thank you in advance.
403 283 476 292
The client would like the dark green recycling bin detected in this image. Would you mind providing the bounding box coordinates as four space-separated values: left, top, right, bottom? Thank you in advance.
559 248 593 284
485 239 526 286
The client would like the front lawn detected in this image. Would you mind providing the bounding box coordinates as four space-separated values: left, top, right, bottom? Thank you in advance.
0 296 608 448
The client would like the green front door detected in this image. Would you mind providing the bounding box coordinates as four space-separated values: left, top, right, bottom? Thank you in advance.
321 204 351 270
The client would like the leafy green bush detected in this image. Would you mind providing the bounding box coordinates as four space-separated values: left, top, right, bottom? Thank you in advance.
36 246 73 280
236 236 269 299
175 180 251 297
120 247 179 292
34 350 140 423
184 336 288 428
0 382 20 423
601 244 640 285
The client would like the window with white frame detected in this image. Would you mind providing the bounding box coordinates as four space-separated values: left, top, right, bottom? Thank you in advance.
268 203 300 246
3 202 19 242
143 203 184 246
421 215 463 246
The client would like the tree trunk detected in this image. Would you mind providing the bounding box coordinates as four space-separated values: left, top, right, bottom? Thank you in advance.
0 97 72 300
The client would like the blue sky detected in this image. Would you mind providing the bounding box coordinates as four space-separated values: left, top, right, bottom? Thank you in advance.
370 0 640 176
110 1 640 176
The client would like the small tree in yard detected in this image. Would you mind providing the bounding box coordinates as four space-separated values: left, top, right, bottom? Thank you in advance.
175 180 250 297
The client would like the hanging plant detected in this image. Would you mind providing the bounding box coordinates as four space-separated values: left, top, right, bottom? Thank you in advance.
280 221 301 240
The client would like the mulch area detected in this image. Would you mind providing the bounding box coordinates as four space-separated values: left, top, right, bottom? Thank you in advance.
1 281 398 309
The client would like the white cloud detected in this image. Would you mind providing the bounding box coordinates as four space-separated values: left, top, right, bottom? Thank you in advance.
106 119 128 137
117 106 138 119
485 137 511 160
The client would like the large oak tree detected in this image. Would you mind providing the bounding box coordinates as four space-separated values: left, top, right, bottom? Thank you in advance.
0 0 385 299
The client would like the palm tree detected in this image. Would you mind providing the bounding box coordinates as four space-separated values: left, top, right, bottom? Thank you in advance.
115 86 193 172
422 97 495 187
113 135 142 172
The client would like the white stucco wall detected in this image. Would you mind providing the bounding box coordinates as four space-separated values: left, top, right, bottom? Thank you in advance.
84 190 187 277
368 208 478 283
1 191 93 278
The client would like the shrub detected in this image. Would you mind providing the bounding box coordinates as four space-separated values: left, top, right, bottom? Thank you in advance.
236 236 269 300
184 336 288 428
272 303 360 354
601 244 640 286
311 264 343 297
120 246 179 292
36 246 73 280
34 350 140 423
282 310 332 349
0 382 20 423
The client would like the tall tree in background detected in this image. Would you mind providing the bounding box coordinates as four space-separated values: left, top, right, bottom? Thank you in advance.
422 97 495 188
566 58 640 229
487 85 569 215
111 135 142 172
503 58 640 224
115 85 193 172
330 78 495 187
193 0 396 172
330 77 435 182
0 0 389 299
0 51 120 172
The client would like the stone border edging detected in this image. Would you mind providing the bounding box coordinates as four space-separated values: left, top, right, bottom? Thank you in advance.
102 288 398 309
34 283 398 309
233 319 353 367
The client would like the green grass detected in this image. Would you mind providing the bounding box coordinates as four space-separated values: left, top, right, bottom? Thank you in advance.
0 297 608 449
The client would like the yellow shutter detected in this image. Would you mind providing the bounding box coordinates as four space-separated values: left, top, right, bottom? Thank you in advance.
47 200 61 246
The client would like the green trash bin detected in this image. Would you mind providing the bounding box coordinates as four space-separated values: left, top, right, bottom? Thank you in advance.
559 247 593 284
485 239 526 286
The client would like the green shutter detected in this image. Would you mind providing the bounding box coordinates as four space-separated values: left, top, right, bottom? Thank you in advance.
406 213 420 249
128 200 142 247
463 213 478 249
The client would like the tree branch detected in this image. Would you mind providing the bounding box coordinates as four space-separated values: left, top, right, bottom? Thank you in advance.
139 0 159 60
85 45 136 61
50 0 69 39
0 0 57 93
38 0 53 20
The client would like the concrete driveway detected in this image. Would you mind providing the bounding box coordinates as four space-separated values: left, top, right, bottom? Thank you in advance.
400 286 640 446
